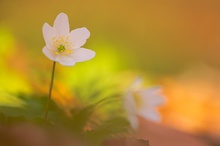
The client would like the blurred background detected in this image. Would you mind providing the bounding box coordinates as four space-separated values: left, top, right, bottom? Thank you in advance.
0 0 220 145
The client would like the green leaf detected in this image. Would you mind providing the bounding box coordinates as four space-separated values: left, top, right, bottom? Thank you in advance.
0 93 60 124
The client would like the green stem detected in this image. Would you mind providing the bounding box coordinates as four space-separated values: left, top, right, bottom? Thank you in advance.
44 61 56 125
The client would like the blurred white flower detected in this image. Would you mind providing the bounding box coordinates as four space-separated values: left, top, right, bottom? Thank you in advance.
42 12 95 66
124 78 165 129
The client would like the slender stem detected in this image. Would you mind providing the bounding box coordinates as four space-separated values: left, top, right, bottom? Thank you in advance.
44 61 56 124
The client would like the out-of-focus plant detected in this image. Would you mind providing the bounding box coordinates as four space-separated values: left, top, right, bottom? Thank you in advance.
124 77 165 129
0 90 130 145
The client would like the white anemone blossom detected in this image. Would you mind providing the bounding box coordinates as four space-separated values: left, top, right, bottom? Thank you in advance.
124 78 165 129
42 13 95 66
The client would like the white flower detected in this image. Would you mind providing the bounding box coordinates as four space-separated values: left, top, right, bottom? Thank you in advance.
42 13 95 66
124 79 165 129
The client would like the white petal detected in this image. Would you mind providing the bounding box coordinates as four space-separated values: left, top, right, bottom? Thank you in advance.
70 48 95 62
42 23 55 49
42 46 56 61
124 93 136 116
55 56 76 66
124 92 139 129
128 113 139 130
53 13 69 36
69 27 90 48
138 87 165 106
138 108 161 122
129 76 143 91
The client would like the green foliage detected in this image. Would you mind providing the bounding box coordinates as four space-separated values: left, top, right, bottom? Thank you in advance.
0 93 47 124
85 117 130 146
0 92 131 146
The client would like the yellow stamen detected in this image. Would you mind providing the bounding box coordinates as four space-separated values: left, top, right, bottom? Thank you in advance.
52 35 74 55
132 92 144 109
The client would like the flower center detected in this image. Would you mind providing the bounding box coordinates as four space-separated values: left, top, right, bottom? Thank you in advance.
58 45 66 53
132 92 144 110
52 36 74 55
